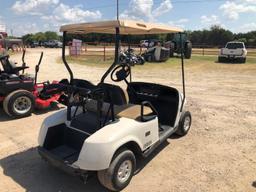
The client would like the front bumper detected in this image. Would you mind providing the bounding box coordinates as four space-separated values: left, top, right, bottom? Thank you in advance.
38 147 89 176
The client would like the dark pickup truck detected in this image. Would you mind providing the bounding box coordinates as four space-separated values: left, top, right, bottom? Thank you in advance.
0 32 23 50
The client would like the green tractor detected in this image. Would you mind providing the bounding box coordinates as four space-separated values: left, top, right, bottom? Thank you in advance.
164 33 192 59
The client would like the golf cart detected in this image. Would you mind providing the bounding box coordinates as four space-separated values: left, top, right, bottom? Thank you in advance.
0 51 62 118
142 44 170 62
38 20 192 191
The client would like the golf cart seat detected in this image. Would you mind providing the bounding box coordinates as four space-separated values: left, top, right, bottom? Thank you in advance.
0 55 29 75
70 83 156 134
117 104 155 122
128 82 179 127
98 83 127 105
73 78 96 90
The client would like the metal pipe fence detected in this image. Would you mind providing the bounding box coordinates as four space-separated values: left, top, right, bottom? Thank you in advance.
68 42 256 60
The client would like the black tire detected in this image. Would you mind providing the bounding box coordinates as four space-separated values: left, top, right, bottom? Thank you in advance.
176 111 192 136
137 56 145 65
184 42 192 59
3 90 35 118
147 55 152 62
97 149 136 191
8 44 19 52
169 42 175 57
218 56 224 63
241 58 246 63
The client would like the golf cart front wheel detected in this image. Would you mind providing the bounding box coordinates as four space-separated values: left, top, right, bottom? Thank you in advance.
3 90 35 118
176 111 192 136
97 149 136 191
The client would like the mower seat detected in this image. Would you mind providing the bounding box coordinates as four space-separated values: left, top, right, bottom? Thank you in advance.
0 55 28 75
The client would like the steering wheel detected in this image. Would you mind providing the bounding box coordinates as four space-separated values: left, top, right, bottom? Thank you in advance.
111 64 131 82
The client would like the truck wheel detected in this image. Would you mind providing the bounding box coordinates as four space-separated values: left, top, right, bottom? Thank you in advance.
218 56 224 63
8 44 19 52
176 111 192 136
184 42 192 59
97 149 136 191
241 58 246 63
3 90 35 118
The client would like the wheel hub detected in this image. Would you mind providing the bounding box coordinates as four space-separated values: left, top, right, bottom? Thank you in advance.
183 116 191 131
13 96 32 114
117 160 132 183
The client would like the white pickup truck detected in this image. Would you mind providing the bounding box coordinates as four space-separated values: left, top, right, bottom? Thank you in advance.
218 41 247 63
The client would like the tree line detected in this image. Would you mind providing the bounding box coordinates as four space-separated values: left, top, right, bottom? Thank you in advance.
22 31 60 45
187 26 256 47
22 25 256 47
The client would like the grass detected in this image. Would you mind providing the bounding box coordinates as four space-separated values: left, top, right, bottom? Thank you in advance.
57 54 256 70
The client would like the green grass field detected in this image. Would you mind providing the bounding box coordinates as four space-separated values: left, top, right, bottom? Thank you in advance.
62 54 256 69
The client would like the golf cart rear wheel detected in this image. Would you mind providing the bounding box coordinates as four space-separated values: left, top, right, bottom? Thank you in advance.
3 90 35 118
176 111 192 136
97 149 136 191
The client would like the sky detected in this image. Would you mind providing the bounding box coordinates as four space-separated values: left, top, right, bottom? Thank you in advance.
0 0 256 36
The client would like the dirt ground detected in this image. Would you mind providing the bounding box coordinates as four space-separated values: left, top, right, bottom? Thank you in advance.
0 48 256 192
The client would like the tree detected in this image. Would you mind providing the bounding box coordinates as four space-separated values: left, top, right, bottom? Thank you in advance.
34 32 46 42
44 31 59 41
22 34 34 44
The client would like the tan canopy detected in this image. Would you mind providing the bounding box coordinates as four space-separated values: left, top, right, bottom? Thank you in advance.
60 20 183 35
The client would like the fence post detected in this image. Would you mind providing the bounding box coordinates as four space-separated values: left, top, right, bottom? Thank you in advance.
202 46 205 56
103 44 106 61
75 42 77 57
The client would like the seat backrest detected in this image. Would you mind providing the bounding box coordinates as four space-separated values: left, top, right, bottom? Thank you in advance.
99 83 127 105
0 57 13 73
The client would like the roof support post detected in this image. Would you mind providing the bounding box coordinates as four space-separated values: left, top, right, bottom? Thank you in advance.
179 32 186 112
62 31 74 84
100 27 120 83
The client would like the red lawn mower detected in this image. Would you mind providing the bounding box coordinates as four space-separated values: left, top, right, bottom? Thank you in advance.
0 51 63 118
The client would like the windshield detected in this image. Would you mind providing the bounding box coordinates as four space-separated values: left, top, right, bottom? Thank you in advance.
226 43 244 49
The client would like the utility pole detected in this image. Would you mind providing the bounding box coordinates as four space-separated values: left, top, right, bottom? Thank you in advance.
117 0 119 20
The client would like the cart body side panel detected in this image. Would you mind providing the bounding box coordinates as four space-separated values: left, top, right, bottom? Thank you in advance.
74 117 159 170
38 108 69 146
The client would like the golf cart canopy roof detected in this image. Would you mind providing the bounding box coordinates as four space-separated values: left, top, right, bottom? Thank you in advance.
60 20 183 35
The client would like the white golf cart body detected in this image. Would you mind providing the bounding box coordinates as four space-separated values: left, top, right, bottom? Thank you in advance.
39 94 185 171
38 20 190 191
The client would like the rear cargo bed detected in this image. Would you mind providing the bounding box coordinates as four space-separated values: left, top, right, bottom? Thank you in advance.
43 123 89 163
